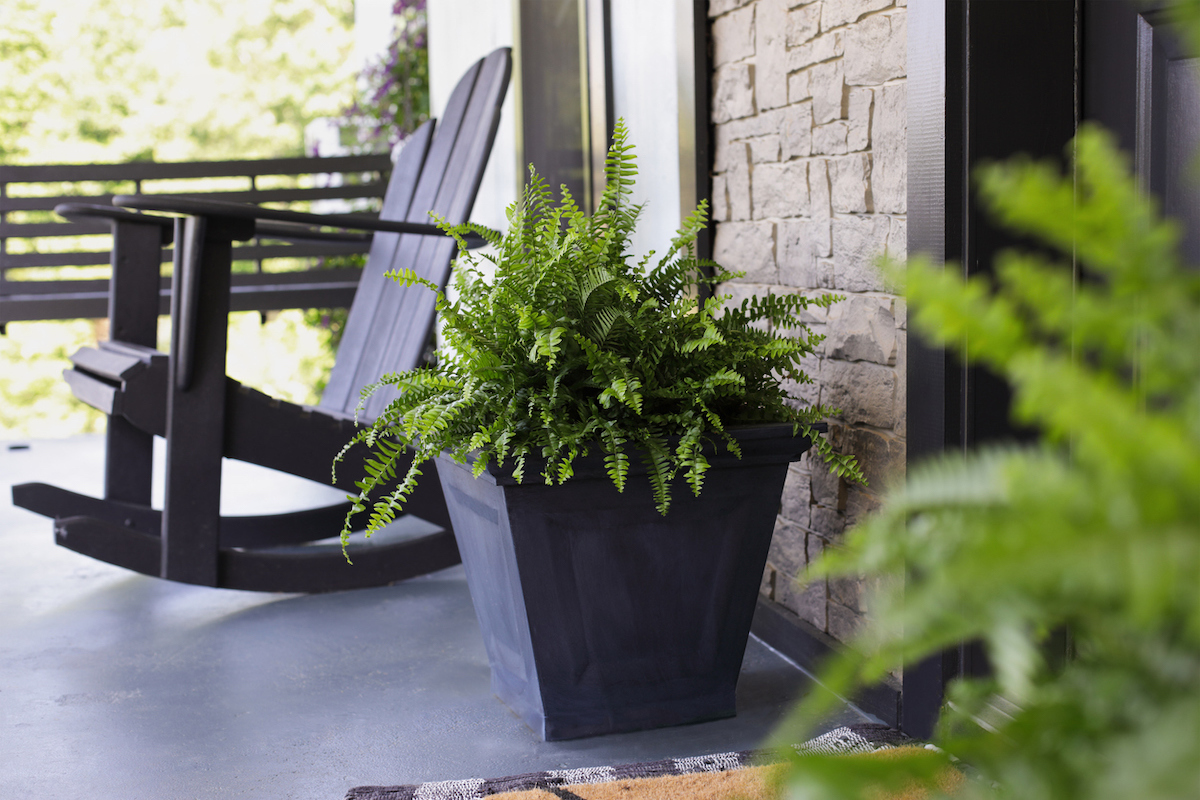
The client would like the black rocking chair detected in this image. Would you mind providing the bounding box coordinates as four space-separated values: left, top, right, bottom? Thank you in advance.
13 48 511 593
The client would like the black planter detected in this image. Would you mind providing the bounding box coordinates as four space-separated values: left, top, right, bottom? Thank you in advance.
434 423 816 741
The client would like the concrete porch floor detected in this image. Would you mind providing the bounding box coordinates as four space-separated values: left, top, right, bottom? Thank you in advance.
0 435 869 799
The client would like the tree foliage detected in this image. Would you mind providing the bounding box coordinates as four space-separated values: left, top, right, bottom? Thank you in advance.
0 1 55 162
0 0 355 163
336 120 861 550
771 114 1200 800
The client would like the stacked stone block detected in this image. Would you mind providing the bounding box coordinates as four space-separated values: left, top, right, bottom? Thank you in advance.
709 0 907 643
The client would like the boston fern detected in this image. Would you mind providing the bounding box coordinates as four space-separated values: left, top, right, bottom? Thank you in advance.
337 120 859 547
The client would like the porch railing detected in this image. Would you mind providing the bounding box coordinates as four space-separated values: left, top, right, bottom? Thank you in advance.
0 154 392 328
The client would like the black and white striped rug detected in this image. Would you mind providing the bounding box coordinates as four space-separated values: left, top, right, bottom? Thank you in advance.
345 723 908 800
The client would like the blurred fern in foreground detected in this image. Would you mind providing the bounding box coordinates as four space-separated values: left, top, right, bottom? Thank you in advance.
771 121 1200 800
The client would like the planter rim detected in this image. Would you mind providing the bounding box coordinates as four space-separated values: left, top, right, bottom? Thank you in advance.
439 421 824 487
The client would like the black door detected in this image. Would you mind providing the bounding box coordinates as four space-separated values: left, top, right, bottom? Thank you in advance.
904 0 1078 738
1085 1 1200 264
905 0 1197 740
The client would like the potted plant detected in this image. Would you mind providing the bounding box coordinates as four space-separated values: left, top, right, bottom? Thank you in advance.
338 120 860 740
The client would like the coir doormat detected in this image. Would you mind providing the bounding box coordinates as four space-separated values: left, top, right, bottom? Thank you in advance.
345 723 912 800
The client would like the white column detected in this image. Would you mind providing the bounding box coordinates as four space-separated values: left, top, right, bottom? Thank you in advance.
354 0 395 71
608 0 683 263
427 0 518 233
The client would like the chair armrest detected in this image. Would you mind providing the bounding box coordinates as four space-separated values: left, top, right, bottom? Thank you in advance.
57 202 376 246
54 203 171 348
55 203 175 236
113 194 487 248
253 220 373 244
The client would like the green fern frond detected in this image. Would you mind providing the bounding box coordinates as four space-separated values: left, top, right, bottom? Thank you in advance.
682 319 726 352
381 268 440 294
338 116 848 546
640 436 675 515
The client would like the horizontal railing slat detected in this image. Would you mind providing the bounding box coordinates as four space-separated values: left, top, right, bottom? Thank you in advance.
1 221 110 238
230 268 364 287
229 284 359 312
230 243 370 261
0 251 115 268
0 154 391 184
0 269 364 324
1 283 361 324
0 182 388 213
1 268 364 297
2 200 384 238
0 279 112 296
2 241 370 270
0 295 114 322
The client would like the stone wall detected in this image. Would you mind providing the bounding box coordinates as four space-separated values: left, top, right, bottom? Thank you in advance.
708 0 907 643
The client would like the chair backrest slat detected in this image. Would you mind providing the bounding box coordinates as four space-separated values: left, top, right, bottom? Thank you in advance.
318 120 434 411
360 50 511 422
335 57 482 413
320 48 511 418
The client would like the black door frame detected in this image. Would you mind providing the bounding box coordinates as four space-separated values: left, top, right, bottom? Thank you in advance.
904 0 1079 738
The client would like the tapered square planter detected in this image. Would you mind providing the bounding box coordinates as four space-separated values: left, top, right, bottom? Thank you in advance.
435 423 817 741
